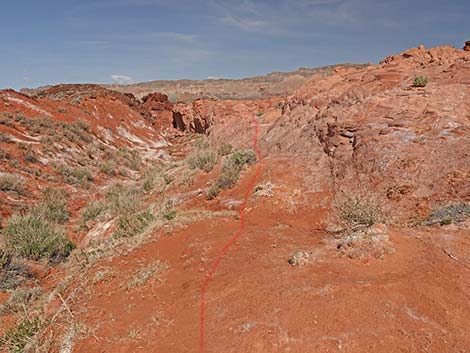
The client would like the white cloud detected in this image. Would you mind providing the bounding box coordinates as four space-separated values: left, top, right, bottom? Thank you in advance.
111 74 133 84
149 32 198 42
221 15 270 31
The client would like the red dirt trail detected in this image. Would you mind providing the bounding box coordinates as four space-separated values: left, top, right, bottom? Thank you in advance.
200 115 262 352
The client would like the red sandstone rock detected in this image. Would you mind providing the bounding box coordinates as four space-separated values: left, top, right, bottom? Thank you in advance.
464 40 470 51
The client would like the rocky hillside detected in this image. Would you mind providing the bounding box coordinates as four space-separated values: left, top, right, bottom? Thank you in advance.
1 45 470 353
22 65 367 103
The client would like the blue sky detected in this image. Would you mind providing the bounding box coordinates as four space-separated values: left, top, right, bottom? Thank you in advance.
1 0 468 89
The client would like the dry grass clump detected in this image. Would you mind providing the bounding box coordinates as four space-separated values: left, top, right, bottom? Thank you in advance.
57 165 93 188
80 201 107 226
3 187 74 261
217 143 232 156
19 117 92 143
0 317 42 353
0 132 11 143
113 210 155 238
117 147 142 171
0 174 27 195
99 159 117 176
0 251 31 291
105 183 142 215
336 193 383 228
31 187 70 224
186 148 218 172
3 214 74 261
331 193 393 259
0 287 43 316
125 260 169 290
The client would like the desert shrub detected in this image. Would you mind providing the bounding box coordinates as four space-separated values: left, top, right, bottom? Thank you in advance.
0 174 26 195
231 149 257 166
161 200 177 221
23 147 37 163
113 210 154 238
162 173 173 185
187 149 218 172
105 184 141 215
99 160 116 176
194 137 210 149
413 76 428 87
207 148 257 198
0 148 11 160
217 143 233 156
141 167 162 193
0 250 31 291
0 133 12 143
118 147 142 171
22 117 55 134
31 187 70 224
3 214 74 261
0 250 8 269
20 116 92 143
62 121 92 143
207 185 221 200
423 203 470 226
13 115 26 124
0 117 13 126
336 194 383 228
80 201 107 224
0 317 42 353
0 287 42 315
58 165 93 188
216 159 242 190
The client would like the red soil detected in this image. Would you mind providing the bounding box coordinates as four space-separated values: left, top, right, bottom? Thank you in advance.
1 45 470 353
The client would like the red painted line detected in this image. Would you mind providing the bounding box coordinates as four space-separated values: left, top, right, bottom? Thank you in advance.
199 115 262 352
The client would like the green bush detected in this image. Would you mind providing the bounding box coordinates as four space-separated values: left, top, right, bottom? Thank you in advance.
3 214 74 261
413 76 428 87
231 149 257 166
207 149 257 198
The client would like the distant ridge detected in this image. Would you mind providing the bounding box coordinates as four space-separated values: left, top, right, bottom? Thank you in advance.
21 64 367 102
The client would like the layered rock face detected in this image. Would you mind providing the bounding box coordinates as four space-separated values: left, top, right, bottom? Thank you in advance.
174 45 470 220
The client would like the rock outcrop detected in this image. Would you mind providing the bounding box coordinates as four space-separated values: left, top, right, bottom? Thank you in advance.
464 40 470 51
175 45 470 221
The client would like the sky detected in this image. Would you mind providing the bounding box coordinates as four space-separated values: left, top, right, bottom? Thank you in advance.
1 0 469 89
